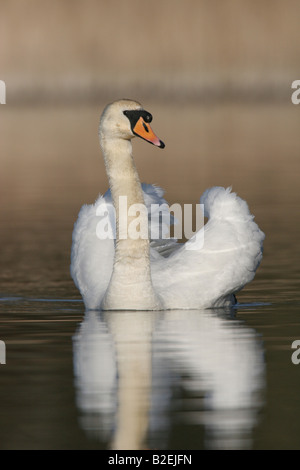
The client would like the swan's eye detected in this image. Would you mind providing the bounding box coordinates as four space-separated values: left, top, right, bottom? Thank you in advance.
144 113 152 123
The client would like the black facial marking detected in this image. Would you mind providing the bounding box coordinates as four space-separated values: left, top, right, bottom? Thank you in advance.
123 109 153 131
143 122 149 133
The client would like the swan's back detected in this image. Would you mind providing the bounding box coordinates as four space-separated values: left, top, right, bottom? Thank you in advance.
151 187 264 309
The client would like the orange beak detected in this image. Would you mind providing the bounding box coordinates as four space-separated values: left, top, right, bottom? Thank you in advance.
133 117 165 148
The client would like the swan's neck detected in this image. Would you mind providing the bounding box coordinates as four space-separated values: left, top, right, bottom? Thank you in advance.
100 137 162 310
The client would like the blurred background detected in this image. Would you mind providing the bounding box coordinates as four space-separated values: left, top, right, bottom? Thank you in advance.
1 0 300 104
1 0 300 450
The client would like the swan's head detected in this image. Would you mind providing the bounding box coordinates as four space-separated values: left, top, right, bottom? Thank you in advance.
99 99 165 149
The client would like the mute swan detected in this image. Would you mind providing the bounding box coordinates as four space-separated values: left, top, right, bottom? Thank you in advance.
71 99 264 311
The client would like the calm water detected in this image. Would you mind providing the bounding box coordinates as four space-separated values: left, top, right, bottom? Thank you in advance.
0 103 300 449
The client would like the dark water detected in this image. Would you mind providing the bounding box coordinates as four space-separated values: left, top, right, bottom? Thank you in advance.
0 103 300 449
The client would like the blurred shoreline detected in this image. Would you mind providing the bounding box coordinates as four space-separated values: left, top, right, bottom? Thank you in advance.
1 0 299 105
3 75 294 106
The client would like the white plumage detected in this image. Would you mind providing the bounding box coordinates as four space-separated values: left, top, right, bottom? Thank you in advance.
71 100 264 311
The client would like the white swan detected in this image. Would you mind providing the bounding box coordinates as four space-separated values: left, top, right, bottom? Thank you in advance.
71 99 264 311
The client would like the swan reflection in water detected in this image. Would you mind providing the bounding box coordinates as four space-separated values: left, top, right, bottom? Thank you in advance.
72 308 265 450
